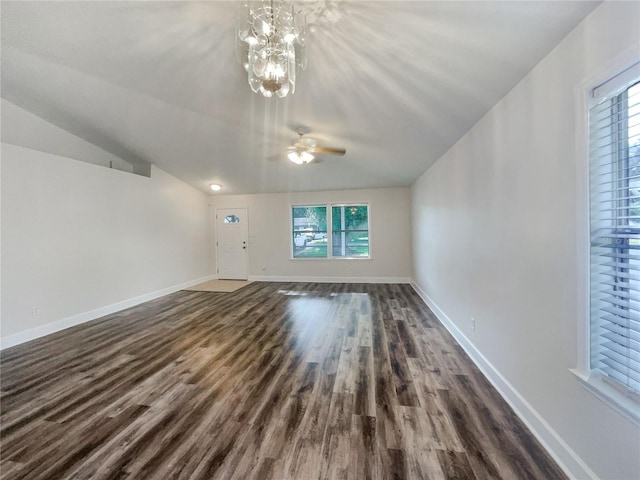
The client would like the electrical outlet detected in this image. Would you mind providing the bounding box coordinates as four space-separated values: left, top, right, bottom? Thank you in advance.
470 317 476 331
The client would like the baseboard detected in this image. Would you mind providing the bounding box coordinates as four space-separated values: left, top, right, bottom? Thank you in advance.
410 281 597 480
248 275 412 284
0 274 217 350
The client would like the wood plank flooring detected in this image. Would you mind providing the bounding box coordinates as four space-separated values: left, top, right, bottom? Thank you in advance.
0 282 567 480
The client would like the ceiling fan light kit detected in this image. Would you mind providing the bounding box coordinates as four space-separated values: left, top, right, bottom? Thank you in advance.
285 128 346 165
236 0 307 98
288 150 314 164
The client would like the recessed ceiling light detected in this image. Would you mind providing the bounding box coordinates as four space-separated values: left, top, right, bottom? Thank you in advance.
210 184 222 191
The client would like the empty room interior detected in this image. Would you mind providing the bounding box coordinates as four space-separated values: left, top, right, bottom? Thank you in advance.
1 1 640 479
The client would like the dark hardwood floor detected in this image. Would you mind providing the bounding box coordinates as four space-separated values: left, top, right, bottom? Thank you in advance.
0 282 567 480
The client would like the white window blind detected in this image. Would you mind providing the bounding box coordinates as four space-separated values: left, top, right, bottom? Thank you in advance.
589 64 640 395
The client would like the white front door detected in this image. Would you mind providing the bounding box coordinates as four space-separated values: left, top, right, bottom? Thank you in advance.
216 208 248 280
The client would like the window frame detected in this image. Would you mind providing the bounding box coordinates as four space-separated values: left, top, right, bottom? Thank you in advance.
574 58 640 426
330 204 371 259
290 202 371 260
290 205 328 259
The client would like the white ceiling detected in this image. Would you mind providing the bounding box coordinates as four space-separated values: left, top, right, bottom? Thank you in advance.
1 1 599 195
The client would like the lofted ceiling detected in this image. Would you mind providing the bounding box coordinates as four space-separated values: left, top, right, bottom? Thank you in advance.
1 1 599 195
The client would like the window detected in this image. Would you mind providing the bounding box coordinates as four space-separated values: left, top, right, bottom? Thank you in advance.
292 206 327 258
589 67 640 396
332 205 369 257
291 204 369 259
224 214 240 223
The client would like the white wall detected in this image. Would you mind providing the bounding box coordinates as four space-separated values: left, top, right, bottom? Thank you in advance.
211 188 412 282
1 142 211 345
411 2 640 479
1 98 134 173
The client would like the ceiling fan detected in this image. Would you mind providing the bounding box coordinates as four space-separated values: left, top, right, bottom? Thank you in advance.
286 127 346 165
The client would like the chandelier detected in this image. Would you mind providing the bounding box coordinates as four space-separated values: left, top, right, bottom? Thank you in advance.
236 0 307 98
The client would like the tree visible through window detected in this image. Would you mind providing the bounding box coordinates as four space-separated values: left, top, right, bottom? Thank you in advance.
292 206 327 258
332 205 369 257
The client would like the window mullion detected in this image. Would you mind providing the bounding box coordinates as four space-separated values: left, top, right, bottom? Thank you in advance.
327 204 333 258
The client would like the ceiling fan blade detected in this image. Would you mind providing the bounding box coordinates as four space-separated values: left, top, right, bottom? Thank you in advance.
313 146 346 155
266 154 283 162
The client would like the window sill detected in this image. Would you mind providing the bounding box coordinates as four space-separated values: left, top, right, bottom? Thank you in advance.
570 369 640 427
289 257 372 261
